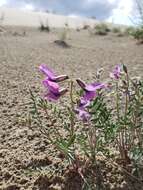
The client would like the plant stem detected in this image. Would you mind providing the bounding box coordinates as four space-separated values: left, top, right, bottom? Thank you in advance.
69 80 75 136
116 82 120 121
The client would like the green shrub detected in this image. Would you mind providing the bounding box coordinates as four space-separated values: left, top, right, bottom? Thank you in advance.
112 27 126 37
83 24 90 30
132 27 143 43
94 23 110 35
39 21 50 32
112 27 121 33
124 26 136 36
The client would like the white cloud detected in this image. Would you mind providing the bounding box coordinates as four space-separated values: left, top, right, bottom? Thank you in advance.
108 0 116 3
107 0 134 25
68 14 79 18
0 0 6 7
86 0 96 3
22 4 35 11
0 0 135 25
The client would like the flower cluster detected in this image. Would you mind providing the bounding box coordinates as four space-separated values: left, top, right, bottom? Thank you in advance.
39 64 121 121
75 79 107 121
39 64 68 101
31 63 143 185
110 65 121 80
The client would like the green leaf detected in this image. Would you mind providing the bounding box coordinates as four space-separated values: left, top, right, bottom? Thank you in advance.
67 134 76 148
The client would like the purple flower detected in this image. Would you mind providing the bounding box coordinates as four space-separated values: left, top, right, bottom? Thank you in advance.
75 98 91 122
43 79 68 101
75 79 107 122
110 65 121 80
76 79 107 101
39 65 68 101
39 64 68 82
79 97 90 108
75 108 90 122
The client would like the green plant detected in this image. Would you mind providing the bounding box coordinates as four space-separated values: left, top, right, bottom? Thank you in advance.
54 24 70 48
112 27 126 37
0 12 5 32
83 24 90 30
124 26 136 36
60 27 68 42
0 12 5 24
112 27 121 33
132 27 143 43
28 64 143 189
39 20 50 32
94 23 110 35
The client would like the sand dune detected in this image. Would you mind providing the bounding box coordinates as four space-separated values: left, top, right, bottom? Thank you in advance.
0 7 98 28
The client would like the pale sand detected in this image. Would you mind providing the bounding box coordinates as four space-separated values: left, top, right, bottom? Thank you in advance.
0 7 99 28
0 23 143 189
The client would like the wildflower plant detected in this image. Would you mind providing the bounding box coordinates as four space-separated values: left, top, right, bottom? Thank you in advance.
29 64 143 188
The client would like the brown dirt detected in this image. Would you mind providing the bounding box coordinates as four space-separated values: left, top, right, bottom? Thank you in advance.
0 26 143 190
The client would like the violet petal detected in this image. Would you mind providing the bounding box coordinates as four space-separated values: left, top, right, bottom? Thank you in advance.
39 64 55 79
110 65 121 79
76 79 86 89
83 91 96 101
42 80 59 94
44 91 60 101
85 83 107 91
76 108 90 122
53 75 69 82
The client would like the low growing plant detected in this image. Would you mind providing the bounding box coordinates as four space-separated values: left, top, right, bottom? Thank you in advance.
132 27 143 44
83 24 90 30
94 23 110 36
112 27 121 33
29 64 143 188
39 21 50 32
112 27 125 37
54 24 70 48
124 26 136 36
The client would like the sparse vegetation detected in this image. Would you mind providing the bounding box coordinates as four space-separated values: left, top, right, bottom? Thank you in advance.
1 23 143 189
111 27 126 37
54 24 70 48
60 25 68 41
124 26 136 36
0 12 5 24
82 24 90 30
0 12 5 33
39 21 50 32
29 64 143 189
94 23 110 35
112 27 121 33
132 27 143 43
12 30 26 37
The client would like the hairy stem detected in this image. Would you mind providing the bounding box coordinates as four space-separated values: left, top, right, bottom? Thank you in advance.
69 80 75 136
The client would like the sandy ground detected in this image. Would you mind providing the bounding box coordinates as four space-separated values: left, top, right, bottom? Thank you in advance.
0 26 143 190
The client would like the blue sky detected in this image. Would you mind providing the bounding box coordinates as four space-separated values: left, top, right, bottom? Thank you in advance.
0 0 134 25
